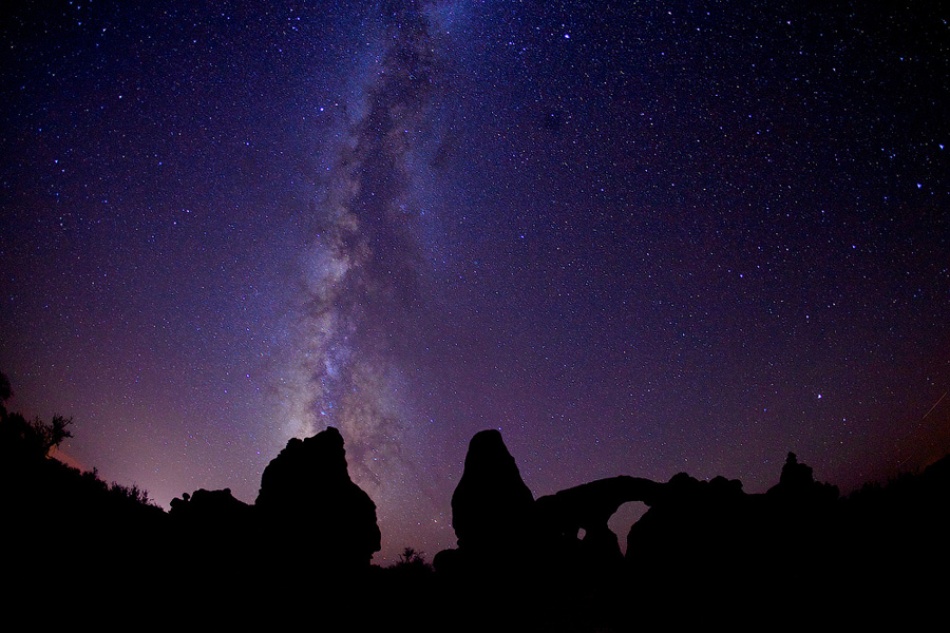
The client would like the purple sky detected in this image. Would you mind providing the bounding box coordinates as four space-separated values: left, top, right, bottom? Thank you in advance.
2 1 948 563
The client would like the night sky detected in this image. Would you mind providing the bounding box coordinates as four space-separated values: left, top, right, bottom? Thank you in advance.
2 1 948 563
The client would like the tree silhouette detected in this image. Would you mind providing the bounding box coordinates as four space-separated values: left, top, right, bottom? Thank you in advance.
0 371 72 461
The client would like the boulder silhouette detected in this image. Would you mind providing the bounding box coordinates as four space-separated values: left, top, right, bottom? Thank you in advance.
450 429 535 555
169 487 251 523
256 426 381 569
767 451 839 505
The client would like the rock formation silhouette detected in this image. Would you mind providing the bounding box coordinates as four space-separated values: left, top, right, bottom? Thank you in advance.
625 472 751 586
6 359 949 630
536 476 664 574
166 425 381 584
254 426 382 569
767 451 840 504
169 487 252 522
435 428 538 592
450 429 535 555
438 429 861 621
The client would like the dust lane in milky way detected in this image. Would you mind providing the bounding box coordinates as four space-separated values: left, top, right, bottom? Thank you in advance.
278 2 459 541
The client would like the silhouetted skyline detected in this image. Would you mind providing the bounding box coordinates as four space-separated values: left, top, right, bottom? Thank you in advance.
6 391 948 629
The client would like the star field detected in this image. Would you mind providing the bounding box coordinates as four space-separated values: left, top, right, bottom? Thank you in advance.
2 1 948 562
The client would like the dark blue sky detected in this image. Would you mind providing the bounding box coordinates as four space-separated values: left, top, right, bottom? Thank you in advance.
2 1 948 562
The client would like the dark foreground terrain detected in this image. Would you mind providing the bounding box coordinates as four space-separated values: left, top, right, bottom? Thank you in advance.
4 371 947 630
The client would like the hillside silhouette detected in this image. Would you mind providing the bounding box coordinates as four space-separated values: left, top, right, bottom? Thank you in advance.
3 370 947 629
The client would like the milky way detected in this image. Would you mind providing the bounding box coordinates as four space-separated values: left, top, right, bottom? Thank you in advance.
1 1 948 563
280 1 458 513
